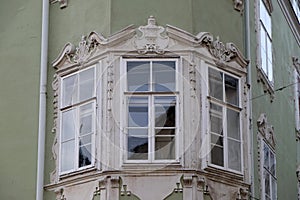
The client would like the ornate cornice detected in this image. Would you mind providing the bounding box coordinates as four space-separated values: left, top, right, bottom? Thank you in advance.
257 113 276 149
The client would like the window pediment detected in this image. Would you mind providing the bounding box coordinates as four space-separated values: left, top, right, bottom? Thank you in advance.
257 113 276 149
52 16 248 73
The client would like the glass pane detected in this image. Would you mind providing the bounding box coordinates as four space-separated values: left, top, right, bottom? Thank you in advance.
270 151 275 176
225 74 239 105
260 25 266 52
267 37 273 81
79 144 92 168
80 114 93 135
211 145 224 167
80 102 93 113
79 134 91 146
153 61 176 92
128 128 148 137
79 68 94 101
155 128 175 136
61 140 75 172
227 109 240 140
211 134 223 146
209 68 223 100
155 137 175 160
62 109 76 142
128 97 148 127
264 169 271 196
62 74 78 107
264 143 270 169
127 61 150 91
155 96 176 127
228 139 241 171
210 103 223 135
128 136 148 160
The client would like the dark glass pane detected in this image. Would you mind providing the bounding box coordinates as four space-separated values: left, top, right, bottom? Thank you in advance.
270 151 275 176
79 144 91 167
227 108 240 140
128 136 148 160
155 96 176 127
264 170 271 196
127 61 150 91
264 143 270 169
211 134 223 146
79 134 91 146
79 68 94 101
153 61 176 92
155 137 175 159
128 128 148 137
209 68 223 100
128 97 148 127
225 74 239 105
228 139 241 171
211 145 224 167
155 128 175 136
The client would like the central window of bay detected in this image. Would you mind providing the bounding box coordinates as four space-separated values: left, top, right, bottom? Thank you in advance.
122 59 180 162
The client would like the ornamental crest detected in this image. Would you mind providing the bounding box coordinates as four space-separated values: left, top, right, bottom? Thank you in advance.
134 16 169 54
257 113 275 148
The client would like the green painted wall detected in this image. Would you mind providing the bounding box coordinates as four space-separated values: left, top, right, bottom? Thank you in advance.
0 0 41 199
250 0 300 199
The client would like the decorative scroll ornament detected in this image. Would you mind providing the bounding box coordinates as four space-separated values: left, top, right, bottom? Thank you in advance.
257 113 276 148
293 56 300 74
233 0 244 12
50 0 68 9
73 36 97 65
134 16 169 54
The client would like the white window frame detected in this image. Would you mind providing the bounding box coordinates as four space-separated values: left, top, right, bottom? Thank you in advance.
260 139 277 200
206 65 243 174
120 58 182 164
259 0 273 83
58 65 97 175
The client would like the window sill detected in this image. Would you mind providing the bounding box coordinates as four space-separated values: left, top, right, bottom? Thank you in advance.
257 67 275 100
204 165 244 181
121 161 182 171
59 166 98 181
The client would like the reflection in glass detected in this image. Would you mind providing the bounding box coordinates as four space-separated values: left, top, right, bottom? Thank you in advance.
211 134 223 146
128 136 148 160
155 137 175 159
209 68 223 100
61 140 75 172
210 103 223 135
155 96 176 127
264 170 271 196
225 74 239 105
228 139 241 171
227 109 240 140
62 109 76 142
153 61 176 92
63 75 78 107
80 114 92 135
128 97 148 127
127 61 150 91
79 68 94 102
264 144 270 169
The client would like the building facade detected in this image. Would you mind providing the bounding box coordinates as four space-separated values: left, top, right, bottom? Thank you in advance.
0 0 299 200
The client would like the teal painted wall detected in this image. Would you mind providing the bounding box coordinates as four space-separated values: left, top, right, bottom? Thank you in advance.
250 0 300 199
0 0 41 199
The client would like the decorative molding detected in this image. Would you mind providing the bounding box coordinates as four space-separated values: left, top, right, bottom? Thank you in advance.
55 188 66 200
293 56 300 74
50 0 68 9
256 67 275 99
237 187 249 200
134 16 169 54
257 113 276 148
233 0 245 12
197 33 249 68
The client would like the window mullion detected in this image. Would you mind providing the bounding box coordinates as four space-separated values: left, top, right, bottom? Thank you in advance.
149 95 153 162
222 73 228 169
75 106 80 171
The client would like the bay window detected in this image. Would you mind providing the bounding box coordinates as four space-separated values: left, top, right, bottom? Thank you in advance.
59 66 96 174
122 59 179 162
208 67 242 172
